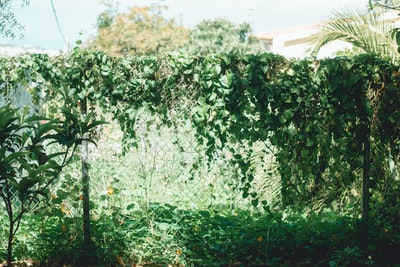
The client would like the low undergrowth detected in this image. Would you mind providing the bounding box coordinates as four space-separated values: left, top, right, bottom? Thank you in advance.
2 205 399 266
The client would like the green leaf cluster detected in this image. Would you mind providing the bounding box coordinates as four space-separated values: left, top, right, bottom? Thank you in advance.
1 49 399 219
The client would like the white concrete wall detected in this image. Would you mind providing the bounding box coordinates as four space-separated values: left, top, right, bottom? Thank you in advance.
0 43 59 57
256 24 354 59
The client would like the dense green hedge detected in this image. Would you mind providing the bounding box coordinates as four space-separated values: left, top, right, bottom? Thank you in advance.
1 49 399 213
1 48 400 266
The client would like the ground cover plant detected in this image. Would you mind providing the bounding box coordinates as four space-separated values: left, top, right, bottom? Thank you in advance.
0 50 399 266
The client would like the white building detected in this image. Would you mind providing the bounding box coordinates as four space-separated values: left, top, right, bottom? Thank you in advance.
0 43 60 57
255 23 353 59
255 10 400 59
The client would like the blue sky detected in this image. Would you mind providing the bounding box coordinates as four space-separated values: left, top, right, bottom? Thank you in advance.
0 0 367 51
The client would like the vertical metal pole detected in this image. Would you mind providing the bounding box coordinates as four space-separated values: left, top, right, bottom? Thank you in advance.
361 122 370 251
81 96 92 264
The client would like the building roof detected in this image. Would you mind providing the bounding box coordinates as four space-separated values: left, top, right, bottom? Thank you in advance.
254 23 323 41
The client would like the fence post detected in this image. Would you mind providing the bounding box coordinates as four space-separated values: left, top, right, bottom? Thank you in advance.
80 96 94 265
361 120 371 252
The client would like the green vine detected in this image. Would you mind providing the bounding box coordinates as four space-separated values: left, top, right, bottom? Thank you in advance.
1 50 399 214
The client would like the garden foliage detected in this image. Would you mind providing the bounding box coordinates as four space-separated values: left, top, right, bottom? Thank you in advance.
0 49 399 265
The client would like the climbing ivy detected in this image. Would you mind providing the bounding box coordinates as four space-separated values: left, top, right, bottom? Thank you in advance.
1 49 399 216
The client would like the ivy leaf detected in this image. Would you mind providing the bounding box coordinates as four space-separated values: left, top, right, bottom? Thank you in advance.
283 110 294 119
251 199 259 207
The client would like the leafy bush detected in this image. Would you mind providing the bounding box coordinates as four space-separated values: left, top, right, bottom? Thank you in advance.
1 50 399 267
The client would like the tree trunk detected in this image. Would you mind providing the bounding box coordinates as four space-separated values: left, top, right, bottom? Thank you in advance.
7 216 13 267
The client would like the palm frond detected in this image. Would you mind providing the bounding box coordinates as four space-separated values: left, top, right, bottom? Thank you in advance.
310 6 399 61
250 141 282 208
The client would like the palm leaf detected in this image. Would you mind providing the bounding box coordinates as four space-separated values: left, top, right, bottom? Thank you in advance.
250 141 282 208
310 6 399 62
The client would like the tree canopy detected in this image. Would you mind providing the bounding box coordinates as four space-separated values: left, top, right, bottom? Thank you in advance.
179 18 264 55
369 0 400 10
0 0 29 38
88 5 189 56
88 5 265 57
